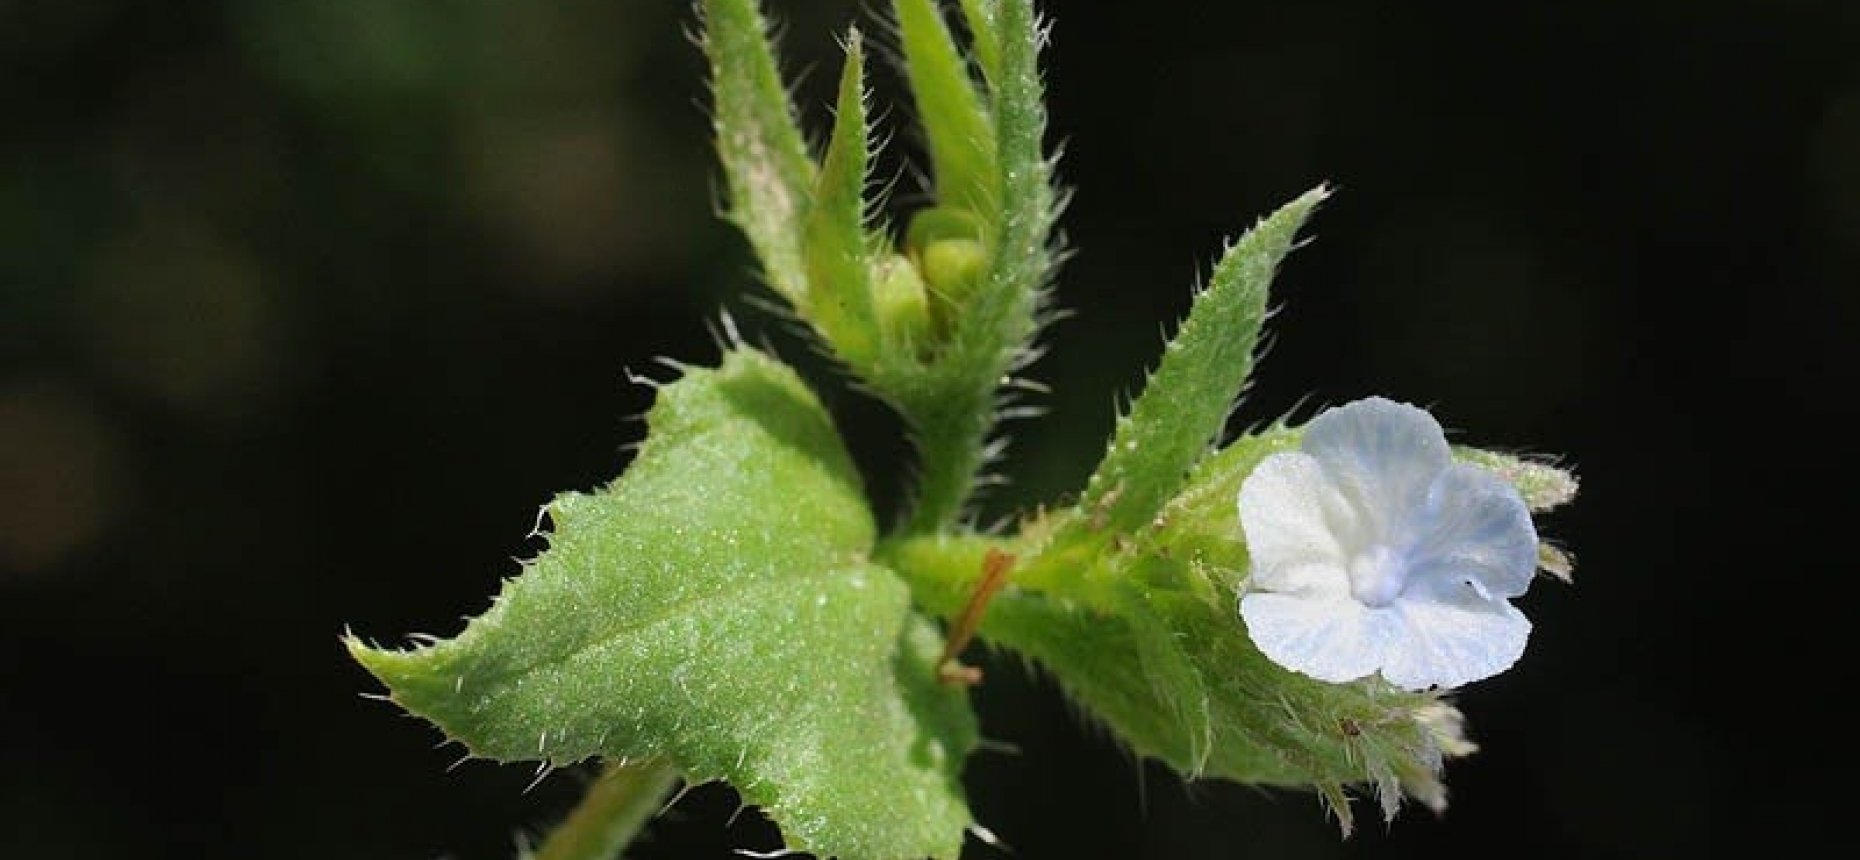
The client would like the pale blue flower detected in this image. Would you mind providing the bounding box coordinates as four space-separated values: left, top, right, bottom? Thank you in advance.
1237 398 1538 690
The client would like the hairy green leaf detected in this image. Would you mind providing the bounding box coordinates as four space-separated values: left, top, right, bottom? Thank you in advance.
804 30 880 366
896 0 997 214
703 0 816 304
957 0 1002 87
1082 188 1327 533
350 350 976 860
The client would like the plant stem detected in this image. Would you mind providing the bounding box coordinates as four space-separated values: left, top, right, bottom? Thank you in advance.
882 525 1124 627
531 759 681 860
903 392 992 534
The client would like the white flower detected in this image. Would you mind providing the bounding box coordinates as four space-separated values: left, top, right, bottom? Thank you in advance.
1237 397 1538 690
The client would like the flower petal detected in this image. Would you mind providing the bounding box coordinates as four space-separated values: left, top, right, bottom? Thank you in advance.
1238 451 1356 591
1239 592 1399 684
1380 593 1530 690
1302 398 1451 538
1253 561 1352 599
1403 463 1538 600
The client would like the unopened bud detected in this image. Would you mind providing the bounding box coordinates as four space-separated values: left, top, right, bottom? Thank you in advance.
906 207 990 318
872 254 932 350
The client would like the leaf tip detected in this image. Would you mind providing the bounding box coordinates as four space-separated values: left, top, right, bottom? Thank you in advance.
1275 182 1333 238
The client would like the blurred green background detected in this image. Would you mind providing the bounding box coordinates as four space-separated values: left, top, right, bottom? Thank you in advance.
4 0 1854 857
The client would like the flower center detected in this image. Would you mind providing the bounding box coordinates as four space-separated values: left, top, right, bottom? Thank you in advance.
1347 544 1407 608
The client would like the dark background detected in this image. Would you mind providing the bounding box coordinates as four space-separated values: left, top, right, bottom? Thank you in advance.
4 0 1854 857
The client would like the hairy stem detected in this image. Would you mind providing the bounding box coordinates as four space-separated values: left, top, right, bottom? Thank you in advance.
531 759 681 860
881 530 1112 613
903 392 995 534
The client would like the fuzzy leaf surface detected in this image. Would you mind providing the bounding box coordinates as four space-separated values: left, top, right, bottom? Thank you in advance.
957 0 1002 86
349 350 976 860
803 30 880 366
896 0 997 212
704 0 816 305
1083 188 1327 533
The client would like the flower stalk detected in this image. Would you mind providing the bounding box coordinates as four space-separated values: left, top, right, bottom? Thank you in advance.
527 760 680 860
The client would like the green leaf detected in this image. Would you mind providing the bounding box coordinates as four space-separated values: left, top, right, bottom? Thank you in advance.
703 0 817 305
1145 427 1302 591
349 350 976 860
1082 187 1327 533
803 29 880 366
896 0 997 213
957 0 1002 87
961 0 1054 348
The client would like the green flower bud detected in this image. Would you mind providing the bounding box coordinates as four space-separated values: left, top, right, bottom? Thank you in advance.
872 254 933 351
906 207 991 322
920 237 989 299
